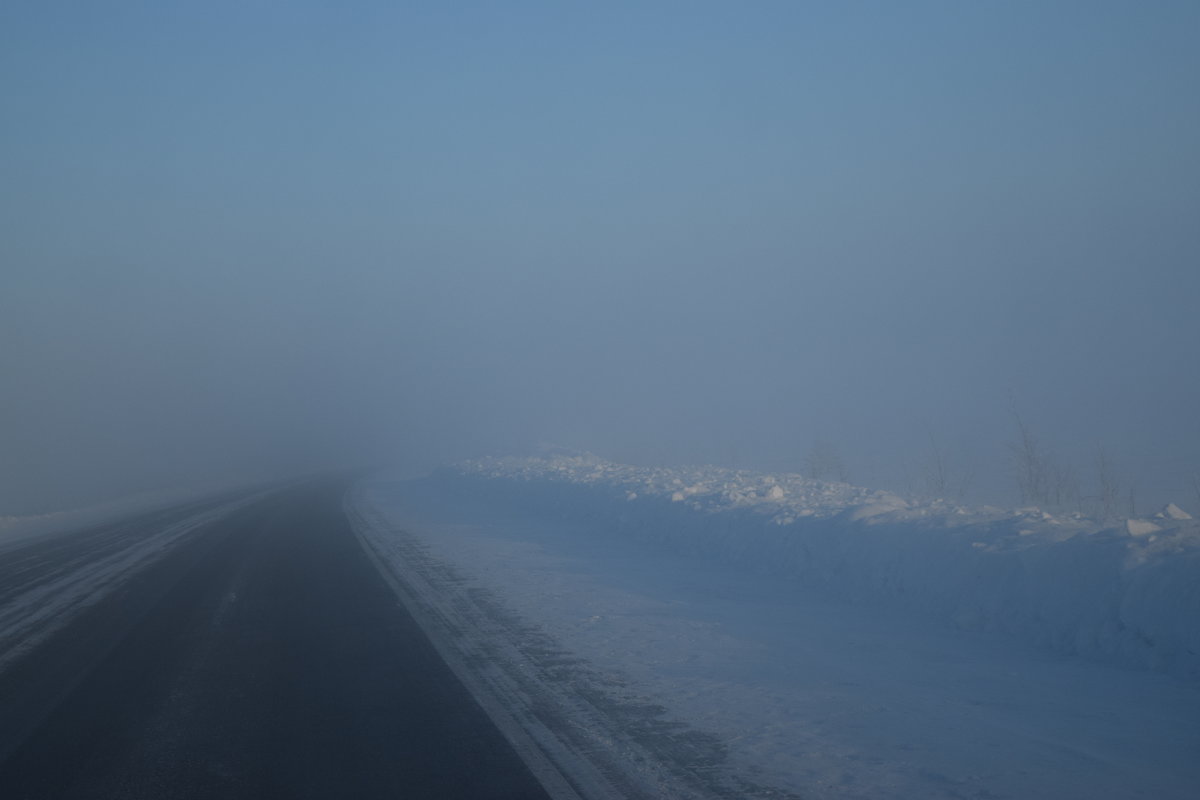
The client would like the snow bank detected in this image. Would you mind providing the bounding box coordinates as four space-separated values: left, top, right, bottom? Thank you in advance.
448 453 1200 679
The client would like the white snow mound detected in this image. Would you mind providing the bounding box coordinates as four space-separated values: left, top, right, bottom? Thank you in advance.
1162 503 1193 521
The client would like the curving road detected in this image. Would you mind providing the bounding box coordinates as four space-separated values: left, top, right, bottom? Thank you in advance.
0 482 552 799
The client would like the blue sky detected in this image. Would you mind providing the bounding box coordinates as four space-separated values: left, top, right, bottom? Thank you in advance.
2 1 1198 510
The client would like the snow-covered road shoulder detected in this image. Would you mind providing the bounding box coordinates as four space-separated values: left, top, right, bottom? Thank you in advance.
352 463 1200 799
347 486 783 800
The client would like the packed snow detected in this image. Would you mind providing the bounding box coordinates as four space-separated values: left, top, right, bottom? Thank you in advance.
353 452 1200 799
0 489 271 674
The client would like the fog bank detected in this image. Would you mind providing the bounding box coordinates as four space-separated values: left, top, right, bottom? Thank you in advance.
3 2 1198 514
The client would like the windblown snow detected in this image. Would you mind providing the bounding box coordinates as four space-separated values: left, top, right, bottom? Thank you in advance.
355 452 1200 800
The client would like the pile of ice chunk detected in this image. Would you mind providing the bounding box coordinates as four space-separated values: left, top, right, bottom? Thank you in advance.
458 451 912 524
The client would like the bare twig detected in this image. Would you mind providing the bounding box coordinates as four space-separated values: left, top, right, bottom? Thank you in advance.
1095 447 1120 522
1009 408 1048 505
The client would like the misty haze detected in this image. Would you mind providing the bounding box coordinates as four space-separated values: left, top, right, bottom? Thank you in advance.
2 2 1198 798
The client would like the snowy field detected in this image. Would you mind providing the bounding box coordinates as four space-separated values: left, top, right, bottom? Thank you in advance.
354 453 1200 800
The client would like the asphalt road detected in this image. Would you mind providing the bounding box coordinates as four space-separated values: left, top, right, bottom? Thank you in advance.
0 483 553 799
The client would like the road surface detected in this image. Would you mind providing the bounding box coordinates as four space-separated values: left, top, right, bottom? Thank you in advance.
0 482 553 799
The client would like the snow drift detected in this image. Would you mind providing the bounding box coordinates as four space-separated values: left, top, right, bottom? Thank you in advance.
446 452 1200 679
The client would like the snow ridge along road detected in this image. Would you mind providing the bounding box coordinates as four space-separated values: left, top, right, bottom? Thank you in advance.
357 464 1200 800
